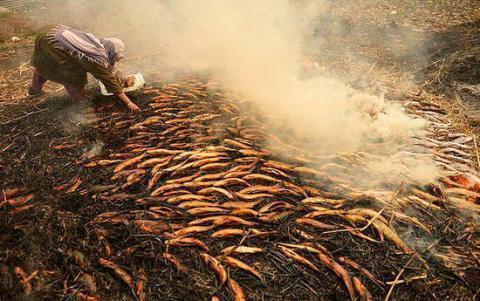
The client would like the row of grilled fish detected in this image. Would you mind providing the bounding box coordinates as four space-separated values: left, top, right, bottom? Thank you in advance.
74 77 480 300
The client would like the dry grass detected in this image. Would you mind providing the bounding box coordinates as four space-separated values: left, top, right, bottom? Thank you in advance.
0 10 34 43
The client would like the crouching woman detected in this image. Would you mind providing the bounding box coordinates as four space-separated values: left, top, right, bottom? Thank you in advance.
29 25 140 113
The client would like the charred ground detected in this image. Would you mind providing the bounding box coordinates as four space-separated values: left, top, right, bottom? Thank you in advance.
1 2 480 301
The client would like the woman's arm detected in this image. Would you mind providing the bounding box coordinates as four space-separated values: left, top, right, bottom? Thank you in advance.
79 60 141 113
115 92 141 113
114 69 135 87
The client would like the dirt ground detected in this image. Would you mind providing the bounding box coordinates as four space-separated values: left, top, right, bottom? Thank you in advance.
0 1 479 301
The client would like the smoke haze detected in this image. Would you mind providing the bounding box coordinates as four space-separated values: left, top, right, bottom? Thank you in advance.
36 0 439 187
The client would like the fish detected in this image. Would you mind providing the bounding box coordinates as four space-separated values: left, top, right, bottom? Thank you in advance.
448 196 480 212
221 255 263 280
147 171 164 192
151 183 184 197
259 167 293 180
295 218 336 230
111 169 140 181
347 229 381 243
166 194 210 204
224 139 251 149
188 215 225 226
304 210 346 219
82 273 97 294
135 220 171 236
294 229 316 240
234 157 262 164
264 160 296 172
224 171 251 179
165 118 191 124
92 211 123 224
231 208 259 217
9 205 34 215
183 181 217 189
220 201 262 209
162 253 185 271
234 192 272 200
301 197 344 206
338 257 383 286
114 154 147 173
258 211 293 223
173 225 214 237
258 201 293 213
221 245 263 254
14 266 32 295
1 188 26 200
149 206 177 217
239 185 285 195
187 207 228 215
200 162 231 171
166 172 202 184
167 237 209 251
138 157 171 169
198 187 235 199
189 152 228 160
213 178 250 187
445 187 480 199
227 163 256 173
243 173 282 184
169 161 196 175
238 149 271 157
317 252 355 300
227 279 247 301
206 145 236 152
410 188 439 203
200 253 227 285
84 160 120 168
372 220 412 253
191 157 230 168
0 194 33 208
279 245 320 271
163 160 191 173
388 211 431 234
194 173 226 182
136 269 147 301
347 208 389 225
122 170 146 189
71 250 88 270
213 216 256 227
99 258 134 289
353 277 373 301
163 190 193 197
278 243 329 255
178 201 219 209
211 228 249 238
283 182 308 197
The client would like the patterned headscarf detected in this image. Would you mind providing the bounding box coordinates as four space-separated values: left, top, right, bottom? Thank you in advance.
100 38 126 64
47 25 125 69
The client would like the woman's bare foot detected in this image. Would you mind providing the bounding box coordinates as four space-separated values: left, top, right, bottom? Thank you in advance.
28 86 45 97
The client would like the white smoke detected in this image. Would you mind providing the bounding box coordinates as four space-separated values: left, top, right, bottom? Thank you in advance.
37 0 439 185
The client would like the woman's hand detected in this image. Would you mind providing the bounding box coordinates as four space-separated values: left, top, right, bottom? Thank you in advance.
115 92 141 113
127 101 141 113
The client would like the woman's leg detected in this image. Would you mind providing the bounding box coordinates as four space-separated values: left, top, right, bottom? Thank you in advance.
28 69 47 95
63 84 90 102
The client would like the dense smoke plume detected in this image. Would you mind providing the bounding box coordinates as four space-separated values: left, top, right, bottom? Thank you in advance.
37 0 439 187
